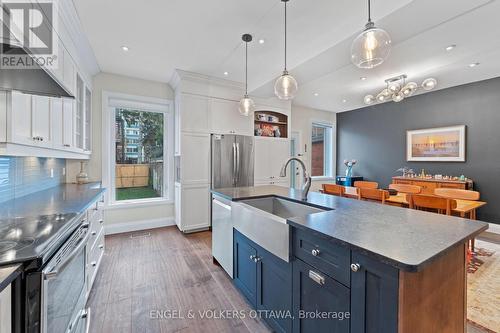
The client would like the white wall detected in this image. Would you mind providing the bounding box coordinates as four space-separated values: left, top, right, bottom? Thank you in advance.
67 72 175 229
291 104 337 192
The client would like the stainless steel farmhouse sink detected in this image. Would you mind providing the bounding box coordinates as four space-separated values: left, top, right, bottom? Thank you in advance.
232 197 328 262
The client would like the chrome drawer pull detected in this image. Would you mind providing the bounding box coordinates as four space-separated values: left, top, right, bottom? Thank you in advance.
311 248 321 257
308 270 325 285
350 263 361 272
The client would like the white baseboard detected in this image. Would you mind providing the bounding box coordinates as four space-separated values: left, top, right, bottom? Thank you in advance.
104 217 176 235
485 223 500 235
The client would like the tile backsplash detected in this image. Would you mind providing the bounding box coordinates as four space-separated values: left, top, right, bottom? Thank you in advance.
0 157 65 203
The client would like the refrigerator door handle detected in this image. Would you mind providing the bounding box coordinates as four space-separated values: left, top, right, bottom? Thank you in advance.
236 142 241 183
232 142 237 186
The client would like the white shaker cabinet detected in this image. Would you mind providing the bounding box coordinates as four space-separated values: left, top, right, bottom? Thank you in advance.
31 95 52 148
0 285 11 333
254 137 290 185
62 98 75 149
8 92 33 146
210 98 251 135
51 98 64 149
62 48 76 96
179 132 211 184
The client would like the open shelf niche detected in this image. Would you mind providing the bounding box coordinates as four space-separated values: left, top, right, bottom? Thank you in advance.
254 111 288 138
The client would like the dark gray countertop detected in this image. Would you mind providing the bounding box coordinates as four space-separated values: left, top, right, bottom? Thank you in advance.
0 264 22 292
0 183 105 219
212 186 489 272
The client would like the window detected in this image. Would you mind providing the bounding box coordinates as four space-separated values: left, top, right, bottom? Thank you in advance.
311 123 333 178
103 92 173 206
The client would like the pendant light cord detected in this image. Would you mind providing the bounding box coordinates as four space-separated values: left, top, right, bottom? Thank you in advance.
284 1 287 71
367 0 372 23
245 41 248 95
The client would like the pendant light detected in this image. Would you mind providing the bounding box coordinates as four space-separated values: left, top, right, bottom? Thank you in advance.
239 34 255 116
274 0 298 100
351 0 391 69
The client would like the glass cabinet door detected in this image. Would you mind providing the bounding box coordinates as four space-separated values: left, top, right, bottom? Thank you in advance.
75 75 84 149
84 87 91 151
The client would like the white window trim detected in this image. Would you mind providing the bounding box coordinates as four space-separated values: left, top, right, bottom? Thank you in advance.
102 91 174 208
310 121 336 180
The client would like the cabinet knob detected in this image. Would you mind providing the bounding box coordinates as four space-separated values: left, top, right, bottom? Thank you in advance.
91 231 97 236
99 219 104 224
311 248 321 257
98 244 104 250
250 255 256 261
64 144 70 147
350 263 361 272
91 261 97 267
254 256 261 263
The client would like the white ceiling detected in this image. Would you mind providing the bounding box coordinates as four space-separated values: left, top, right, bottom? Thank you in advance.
73 0 500 113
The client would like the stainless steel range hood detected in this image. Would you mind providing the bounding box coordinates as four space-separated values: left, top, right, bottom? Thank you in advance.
0 41 74 98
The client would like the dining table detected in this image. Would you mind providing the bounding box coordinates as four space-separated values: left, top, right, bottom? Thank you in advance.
343 186 487 220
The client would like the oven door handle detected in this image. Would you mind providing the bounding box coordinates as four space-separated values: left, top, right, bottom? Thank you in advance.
44 230 90 280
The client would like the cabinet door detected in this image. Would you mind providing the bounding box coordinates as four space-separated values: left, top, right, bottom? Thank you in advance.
210 98 251 135
51 98 64 149
9 92 33 145
32 95 52 147
180 133 210 184
292 259 350 333
257 248 292 333
84 87 92 151
62 98 75 148
350 252 399 333
62 48 76 95
269 139 290 178
174 183 182 230
180 94 210 132
180 184 210 232
74 75 84 149
0 285 11 333
254 138 270 181
233 231 258 307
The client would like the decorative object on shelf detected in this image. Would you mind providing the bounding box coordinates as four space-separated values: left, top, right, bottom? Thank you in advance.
76 161 89 184
238 34 255 116
407 125 466 162
351 0 391 69
256 113 268 121
254 111 288 138
364 74 437 105
274 0 298 100
396 167 415 177
344 159 357 177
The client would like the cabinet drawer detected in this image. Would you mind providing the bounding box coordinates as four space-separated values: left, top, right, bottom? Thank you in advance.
292 228 350 287
412 181 437 194
438 183 465 189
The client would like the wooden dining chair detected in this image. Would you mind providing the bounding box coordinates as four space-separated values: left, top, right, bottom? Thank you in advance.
358 188 390 204
321 184 345 197
434 188 480 201
389 183 422 194
409 194 457 215
354 181 378 189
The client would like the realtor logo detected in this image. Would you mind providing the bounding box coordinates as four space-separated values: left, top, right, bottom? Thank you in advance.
0 0 58 69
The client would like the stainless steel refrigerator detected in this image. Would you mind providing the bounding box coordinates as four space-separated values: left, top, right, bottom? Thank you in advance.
211 134 254 188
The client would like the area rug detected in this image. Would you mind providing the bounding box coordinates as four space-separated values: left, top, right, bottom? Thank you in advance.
467 239 500 332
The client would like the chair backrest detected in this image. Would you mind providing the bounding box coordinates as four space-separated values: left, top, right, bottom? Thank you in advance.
322 184 345 197
358 188 389 204
354 181 378 189
434 188 480 201
389 183 422 194
409 194 457 215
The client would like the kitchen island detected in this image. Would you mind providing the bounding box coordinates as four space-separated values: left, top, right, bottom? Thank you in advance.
211 185 488 333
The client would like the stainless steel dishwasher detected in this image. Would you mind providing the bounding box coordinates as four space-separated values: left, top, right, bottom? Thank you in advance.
211 194 233 278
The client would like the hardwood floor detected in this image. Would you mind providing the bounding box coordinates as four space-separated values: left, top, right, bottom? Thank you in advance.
86 226 271 333
87 226 488 333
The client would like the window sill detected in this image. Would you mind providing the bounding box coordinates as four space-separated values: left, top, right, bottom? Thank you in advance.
106 198 174 210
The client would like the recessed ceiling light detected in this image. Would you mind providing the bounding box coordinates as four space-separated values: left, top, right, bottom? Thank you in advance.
259 39 265 44
469 62 480 68
342 99 347 103
445 44 456 51
223 71 229 76
121 46 129 51
313 93 319 96
360 77 367 81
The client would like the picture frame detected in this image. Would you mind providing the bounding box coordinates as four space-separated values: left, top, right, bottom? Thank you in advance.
406 125 466 162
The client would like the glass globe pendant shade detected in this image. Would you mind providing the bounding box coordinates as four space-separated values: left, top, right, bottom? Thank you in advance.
376 92 386 102
422 78 437 91
364 94 375 105
351 25 391 69
274 71 298 100
392 92 404 103
238 95 255 116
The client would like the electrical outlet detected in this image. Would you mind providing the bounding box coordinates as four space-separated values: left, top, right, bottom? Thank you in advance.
50 168 54 178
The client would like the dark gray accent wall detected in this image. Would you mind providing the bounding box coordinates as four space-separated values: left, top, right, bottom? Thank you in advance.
337 77 500 224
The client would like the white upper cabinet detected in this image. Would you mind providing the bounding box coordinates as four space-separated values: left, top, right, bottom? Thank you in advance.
254 137 290 183
179 132 211 184
31 95 52 147
62 48 76 96
62 98 75 149
51 98 64 149
84 87 92 151
210 98 252 136
179 94 210 133
8 92 33 146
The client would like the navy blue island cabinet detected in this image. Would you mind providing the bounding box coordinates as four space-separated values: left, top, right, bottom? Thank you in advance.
233 230 293 333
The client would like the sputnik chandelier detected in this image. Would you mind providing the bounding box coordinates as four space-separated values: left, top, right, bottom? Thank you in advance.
364 75 437 105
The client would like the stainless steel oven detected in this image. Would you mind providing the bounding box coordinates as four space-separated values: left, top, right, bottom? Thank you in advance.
26 217 91 333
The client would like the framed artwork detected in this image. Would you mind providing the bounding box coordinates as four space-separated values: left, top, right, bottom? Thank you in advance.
407 125 466 162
